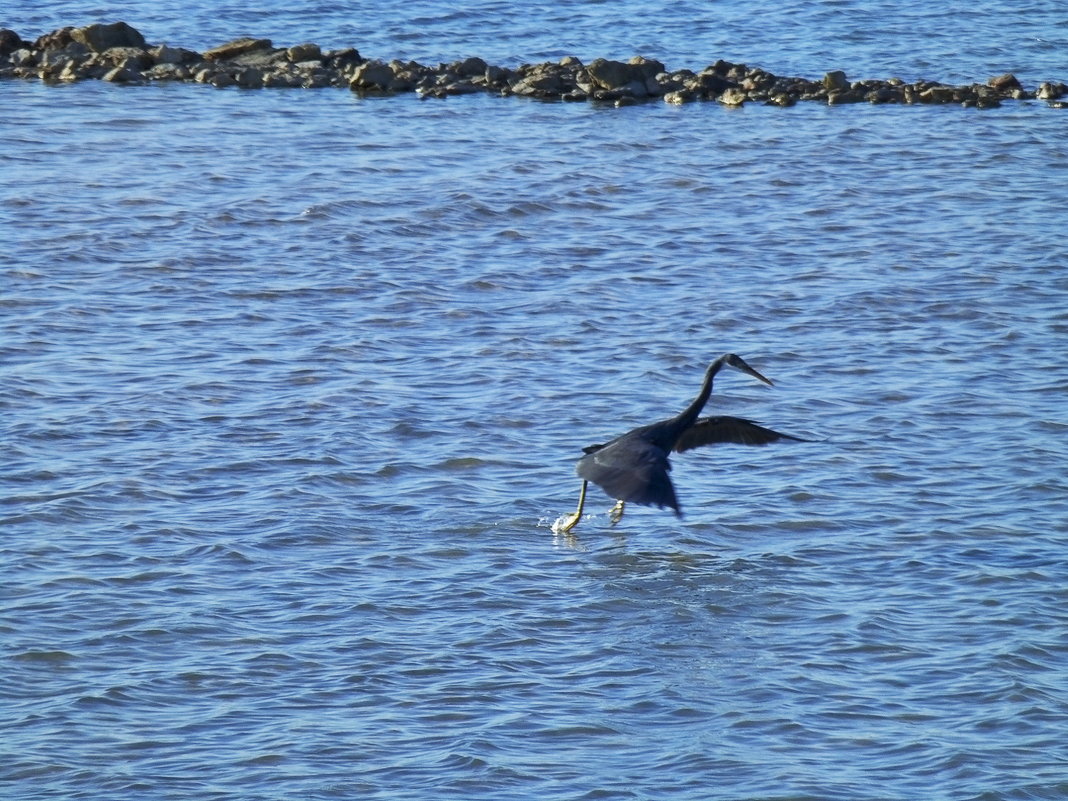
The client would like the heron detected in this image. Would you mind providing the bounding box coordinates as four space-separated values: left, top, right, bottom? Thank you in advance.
555 353 807 534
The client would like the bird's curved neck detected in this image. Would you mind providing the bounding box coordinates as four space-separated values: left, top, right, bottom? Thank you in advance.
658 357 726 443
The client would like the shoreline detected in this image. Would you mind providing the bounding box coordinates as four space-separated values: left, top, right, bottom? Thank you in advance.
3 21 1067 109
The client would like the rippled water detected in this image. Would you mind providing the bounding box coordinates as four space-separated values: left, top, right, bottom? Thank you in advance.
4 4 1068 800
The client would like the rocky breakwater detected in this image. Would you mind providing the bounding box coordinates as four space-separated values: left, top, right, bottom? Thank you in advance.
3 22 1067 109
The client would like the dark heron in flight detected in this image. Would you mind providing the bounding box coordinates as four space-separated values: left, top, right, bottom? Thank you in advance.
556 353 807 534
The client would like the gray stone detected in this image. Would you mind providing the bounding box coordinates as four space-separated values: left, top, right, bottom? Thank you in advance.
823 70 849 91
72 22 146 53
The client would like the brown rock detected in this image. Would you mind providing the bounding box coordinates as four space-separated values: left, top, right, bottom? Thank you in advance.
102 65 140 82
286 43 321 62
717 87 747 106
586 58 639 90
204 37 273 61
33 27 76 50
988 73 1021 91
349 60 397 90
72 22 146 53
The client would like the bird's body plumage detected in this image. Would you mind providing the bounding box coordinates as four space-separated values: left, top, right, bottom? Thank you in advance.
555 354 807 533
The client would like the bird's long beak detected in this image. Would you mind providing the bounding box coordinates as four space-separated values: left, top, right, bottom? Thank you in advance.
746 365 774 386
727 354 774 386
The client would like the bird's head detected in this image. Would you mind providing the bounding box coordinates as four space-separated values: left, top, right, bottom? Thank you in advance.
724 353 774 386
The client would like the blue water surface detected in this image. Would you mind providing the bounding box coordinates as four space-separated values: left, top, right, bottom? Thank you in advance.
3 3 1068 801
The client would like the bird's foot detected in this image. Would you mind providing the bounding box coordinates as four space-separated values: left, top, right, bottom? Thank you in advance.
608 500 626 526
554 512 581 535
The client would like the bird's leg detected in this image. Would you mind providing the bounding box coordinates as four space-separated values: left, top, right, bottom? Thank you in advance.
609 500 626 526
556 480 588 534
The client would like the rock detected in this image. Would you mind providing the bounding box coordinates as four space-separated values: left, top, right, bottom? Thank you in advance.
36 42 89 67
0 28 25 56
512 72 565 96
233 67 263 88
586 58 640 90
72 22 146 53
690 69 734 96
325 48 363 71
988 73 1021 91
287 43 321 62
823 70 849 91
627 55 666 80
827 89 863 104
484 64 510 86
510 61 582 97
717 87 747 106
58 60 90 81
209 71 237 88
103 46 153 69
444 79 480 95
452 56 487 77
9 47 35 67
151 43 199 64
203 37 272 61
144 62 191 81
1037 81 1066 100
102 65 140 82
33 27 76 50
5 32 1067 112
866 85 900 104
386 60 431 91
349 59 397 90
764 92 796 107
663 89 695 105
918 85 955 103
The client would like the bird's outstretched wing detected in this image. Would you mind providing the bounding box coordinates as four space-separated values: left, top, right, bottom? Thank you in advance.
674 415 809 453
577 436 680 514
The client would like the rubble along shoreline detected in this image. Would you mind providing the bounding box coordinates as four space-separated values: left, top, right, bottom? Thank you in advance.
3 21 1067 109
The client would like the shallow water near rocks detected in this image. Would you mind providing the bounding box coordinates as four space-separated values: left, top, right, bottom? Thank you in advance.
4 4 1068 801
